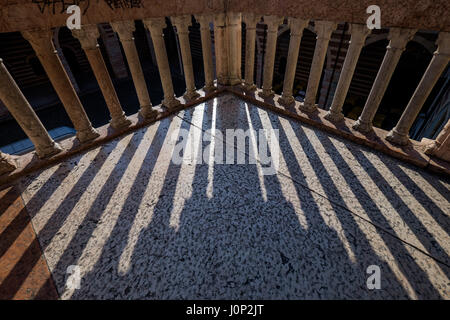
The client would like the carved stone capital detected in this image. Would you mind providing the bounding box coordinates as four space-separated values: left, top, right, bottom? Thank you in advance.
314 20 337 40
110 20 136 42
171 15 192 33
348 23 371 45
72 25 100 50
288 18 309 37
0 151 16 175
243 13 261 28
263 15 284 32
387 27 417 51
213 13 227 27
435 32 450 56
143 17 167 33
195 14 214 28
22 29 56 56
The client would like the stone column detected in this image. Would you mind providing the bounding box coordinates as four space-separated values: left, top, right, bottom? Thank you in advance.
353 27 417 133
325 24 371 121
259 16 284 98
227 12 242 85
300 20 337 112
143 18 181 110
111 20 158 120
213 13 229 85
0 151 16 175
278 18 309 105
22 29 99 143
425 119 450 162
195 15 216 91
243 13 260 91
172 15 200 101
73 25 131 130
386 32 450 145
0 59 62 158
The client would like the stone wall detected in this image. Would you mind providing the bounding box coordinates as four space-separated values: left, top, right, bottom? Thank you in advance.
1 1 448 33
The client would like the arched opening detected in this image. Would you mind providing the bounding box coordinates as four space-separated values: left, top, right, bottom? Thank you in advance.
27 56 46 77
345 36 435 133
376 41 433 131
344 38 389 121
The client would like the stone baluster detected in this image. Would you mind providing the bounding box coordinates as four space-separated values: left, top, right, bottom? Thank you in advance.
227 12 243 85
171 15 200 101
425 119 450 162
300 21 337 112
22 29 99 143
278 18 309 105
243 13 261 91
111 20 158 120
386 32 450 145
73 25 131 130
353 27 417 133
0 59 62 158
0 151 16 175
213 13 229 85
259 16 284 98
143 18 181 110
325 24 371 121
195 15 216 91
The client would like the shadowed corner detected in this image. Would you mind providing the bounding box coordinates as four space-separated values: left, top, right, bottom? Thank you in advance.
0 185 59 300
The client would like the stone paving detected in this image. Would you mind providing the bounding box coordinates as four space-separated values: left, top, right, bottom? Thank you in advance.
6 93 450 299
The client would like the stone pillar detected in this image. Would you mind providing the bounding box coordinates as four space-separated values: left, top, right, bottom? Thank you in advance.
227 12 242 85
195 15 216 91
325 24 371 122
53 28 80 92
278 18 309 105
73 25 131 130
386 32 450 145
111 20 158 120
425 118 450 162
300 20 337 112
213 13 229 85
0 59 62 158
243 13 260 91
259 15 284 98
172 15 200 101
143 18 181 110
353 27 417 133
22 29 99 143
0 151 16 175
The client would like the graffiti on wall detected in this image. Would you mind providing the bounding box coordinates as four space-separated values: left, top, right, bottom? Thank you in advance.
104 0 143 10
32 0 90 15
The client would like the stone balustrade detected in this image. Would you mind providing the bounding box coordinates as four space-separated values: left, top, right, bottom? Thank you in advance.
0 6 449 178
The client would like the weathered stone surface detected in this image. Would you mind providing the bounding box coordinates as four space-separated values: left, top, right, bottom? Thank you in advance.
2 1 447 34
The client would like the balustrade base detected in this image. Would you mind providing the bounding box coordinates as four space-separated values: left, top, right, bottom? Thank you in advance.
36 142 63 159
278 95 295 106
110 115 132 130
424 139 439 155
244 83 257 91
183 90 201 101
203 85 217 93
0 153 16 175
139 106 159 120
324 110 345 122
162 97 182 111
386 129 410 146
352 118 373 133
259 89 274 99
299 102 318 113
77 127 100 143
